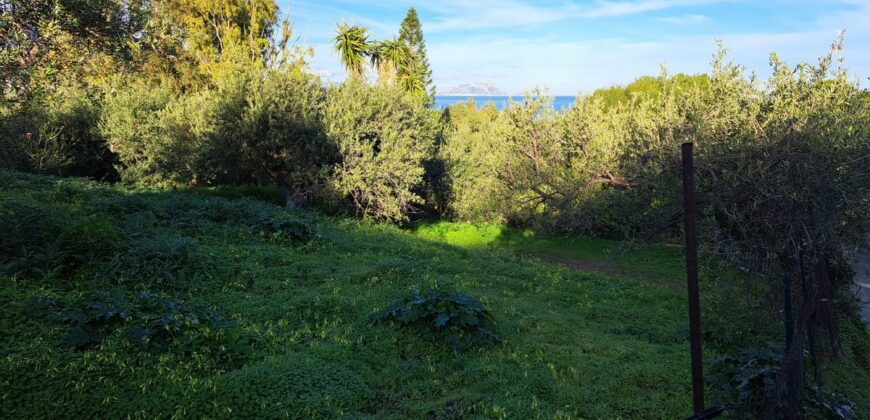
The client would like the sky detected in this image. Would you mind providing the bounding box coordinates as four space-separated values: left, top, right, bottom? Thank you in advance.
282 0 870 96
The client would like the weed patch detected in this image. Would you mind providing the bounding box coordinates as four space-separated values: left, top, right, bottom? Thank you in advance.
372 289 500 354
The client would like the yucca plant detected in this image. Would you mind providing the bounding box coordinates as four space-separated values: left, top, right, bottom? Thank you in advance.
371 38 410 87
333 23 370 79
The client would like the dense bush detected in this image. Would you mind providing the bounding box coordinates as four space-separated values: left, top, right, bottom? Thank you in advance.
588 73 710 109
439 86 684 238
324 82 439 221
440 42 869 247
0 83 117 179
206 67 330 208
100 68 330 207
439 100 508 221
99 78 185 184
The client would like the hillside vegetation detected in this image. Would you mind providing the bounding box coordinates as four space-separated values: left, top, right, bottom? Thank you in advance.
1 171 868 418
3 1 869 417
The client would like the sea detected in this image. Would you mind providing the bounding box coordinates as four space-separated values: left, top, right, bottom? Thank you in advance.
434 96 577 111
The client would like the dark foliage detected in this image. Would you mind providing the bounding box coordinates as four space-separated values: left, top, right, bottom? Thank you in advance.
111 235 201 289
262 218 316 243
371 289 500 354
709 343 856 419
0 201 120 279
59 291 234 350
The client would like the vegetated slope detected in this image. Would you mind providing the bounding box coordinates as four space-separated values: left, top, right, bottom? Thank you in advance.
1 171 867 418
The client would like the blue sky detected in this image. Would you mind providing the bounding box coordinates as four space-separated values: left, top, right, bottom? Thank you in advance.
282 0 870 95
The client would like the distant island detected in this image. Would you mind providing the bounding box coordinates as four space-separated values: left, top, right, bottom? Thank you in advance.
439 83 507 96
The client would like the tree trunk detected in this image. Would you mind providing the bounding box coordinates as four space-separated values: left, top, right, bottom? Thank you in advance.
276 179 303 210
588 171 646 190
265 163 305 210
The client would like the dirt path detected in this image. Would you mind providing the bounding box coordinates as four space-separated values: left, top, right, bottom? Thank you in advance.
522 251 683 291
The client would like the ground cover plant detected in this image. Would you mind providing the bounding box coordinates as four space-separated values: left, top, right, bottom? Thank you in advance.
1 171 868 418
371 288 501 355
2 1 868 417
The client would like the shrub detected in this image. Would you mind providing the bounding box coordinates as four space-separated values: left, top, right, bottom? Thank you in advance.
0 201 120 279
210 68 331 209
59 291 234 350
113 235 199 288
262 218 316 243
1 83 117 179
0 116 71 175
102 69 331 208
709 343 856 419
371 289 500 354
438 100 507 221
324 82 438 221
99 78 198 184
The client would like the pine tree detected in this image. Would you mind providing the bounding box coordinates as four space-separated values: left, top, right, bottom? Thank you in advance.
398 8 434 102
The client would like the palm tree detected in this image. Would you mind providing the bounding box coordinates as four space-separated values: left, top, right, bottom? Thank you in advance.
333 23 370 79
371 38 409 87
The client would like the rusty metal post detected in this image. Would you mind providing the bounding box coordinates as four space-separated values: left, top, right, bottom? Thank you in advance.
682 142 705 415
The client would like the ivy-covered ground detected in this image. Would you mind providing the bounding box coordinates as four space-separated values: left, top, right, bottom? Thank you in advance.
1 171 868 418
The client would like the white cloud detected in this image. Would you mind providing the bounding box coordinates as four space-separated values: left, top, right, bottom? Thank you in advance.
421 0 731 32
657 14 711 24
424 1 579 32
582 0 725 18
427 28 867 95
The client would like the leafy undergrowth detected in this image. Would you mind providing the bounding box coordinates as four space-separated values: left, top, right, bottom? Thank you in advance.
412 222 870 417
372 289 501 355
1 171 867 418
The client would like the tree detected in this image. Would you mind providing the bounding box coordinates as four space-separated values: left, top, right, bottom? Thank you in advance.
333 23 370 80
0 0 150 180
0 0 139 102
439 99 506 220
101 68 329 208
324 82 438 221
214 68 330 209
370 38 409 87
160 0 278 63
398 8 434 102
588 73 709 108
332 12 433 99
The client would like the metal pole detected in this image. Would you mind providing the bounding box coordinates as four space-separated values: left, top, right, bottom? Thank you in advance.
784 272 794 349
682 142 705 415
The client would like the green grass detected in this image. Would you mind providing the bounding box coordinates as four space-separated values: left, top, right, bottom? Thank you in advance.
412 221 685 286
1 172 867 418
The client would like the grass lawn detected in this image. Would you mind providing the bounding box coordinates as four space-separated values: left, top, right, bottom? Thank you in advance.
1 171 867 418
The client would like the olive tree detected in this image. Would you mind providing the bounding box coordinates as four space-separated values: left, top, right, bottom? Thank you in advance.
101 67 330 207
324 82 437 221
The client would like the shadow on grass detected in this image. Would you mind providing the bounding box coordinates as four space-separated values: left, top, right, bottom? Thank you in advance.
2 170 867 418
